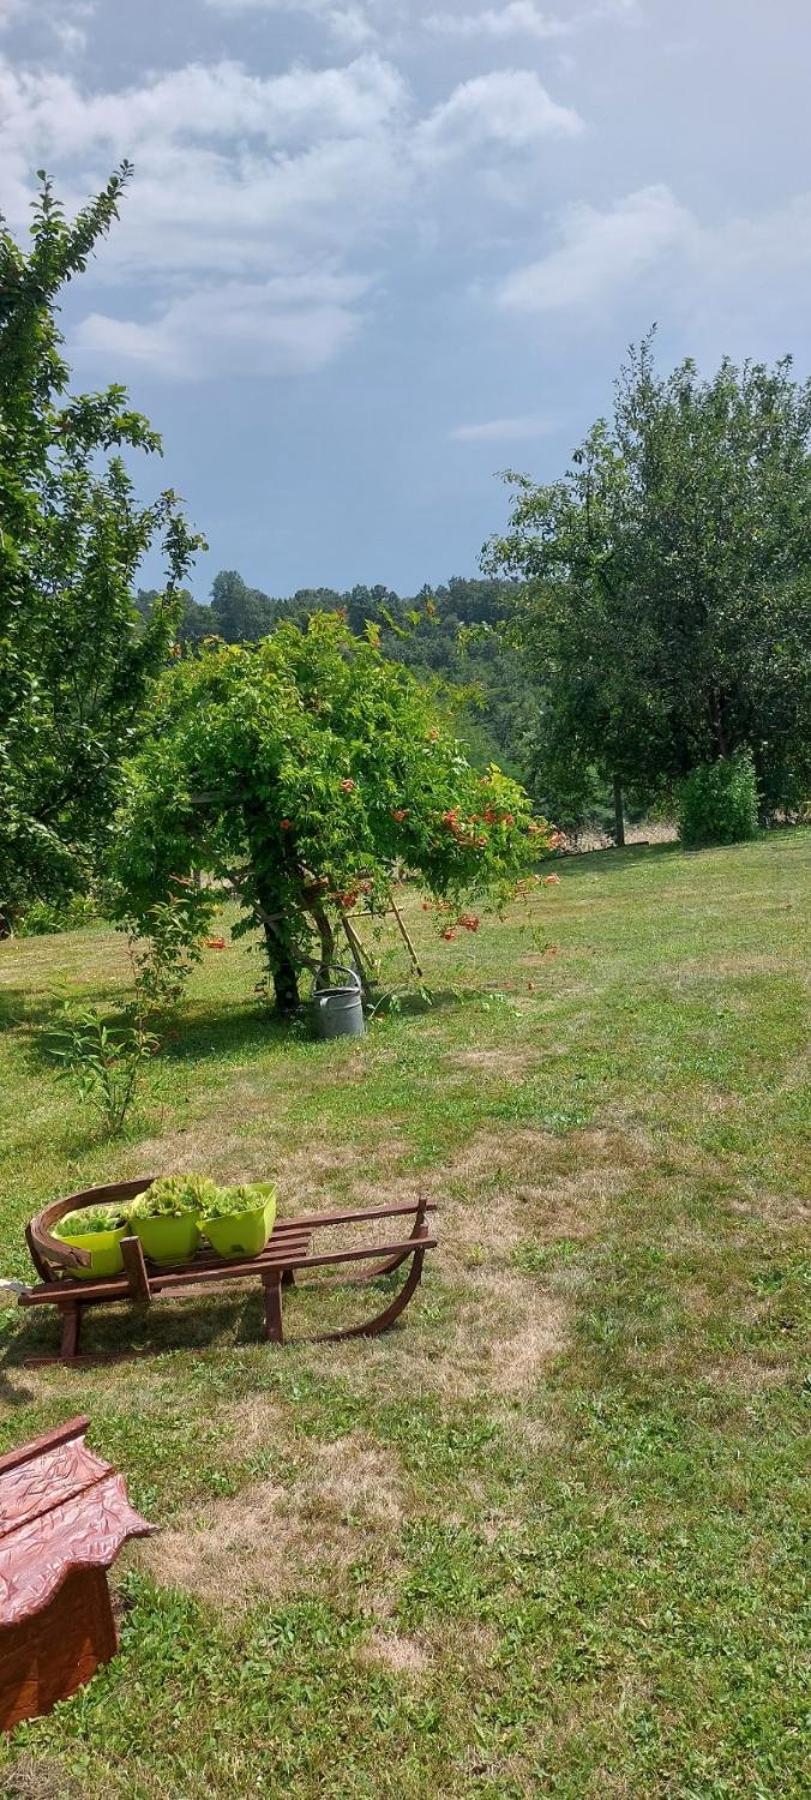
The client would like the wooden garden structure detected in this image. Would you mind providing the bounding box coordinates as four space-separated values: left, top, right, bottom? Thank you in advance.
0 1417 152 1729
19 1181 437 1365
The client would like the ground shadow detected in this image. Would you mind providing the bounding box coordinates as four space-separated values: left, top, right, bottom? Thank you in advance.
0 988 83 1036
157 1002 300 1064
3 1267 406 1368
371 986 471 1020
562 841 682 876
2 1287 266 1368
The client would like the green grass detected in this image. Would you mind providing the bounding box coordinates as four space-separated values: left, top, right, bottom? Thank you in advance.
0 832 808 1798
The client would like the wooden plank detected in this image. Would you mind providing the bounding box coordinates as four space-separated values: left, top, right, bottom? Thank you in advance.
121 1235 152 1304
60 1306 81 1359
147 1233 437 1291
276 1199 436 1232
261 1270 284 1343
0 1417 89 1478
20 1232 314 1305
387 886 424 978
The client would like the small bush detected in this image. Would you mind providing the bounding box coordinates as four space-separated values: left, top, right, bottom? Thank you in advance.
18 893 98 936
47 1007 158 1135
678 751 759 847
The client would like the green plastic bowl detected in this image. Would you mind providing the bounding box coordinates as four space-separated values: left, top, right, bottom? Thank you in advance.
131 1214 200 1267
202 1189 277 1261
53 1223 127 1280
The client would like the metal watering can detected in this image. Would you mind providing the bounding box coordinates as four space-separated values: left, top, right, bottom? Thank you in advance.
312 963 365 1040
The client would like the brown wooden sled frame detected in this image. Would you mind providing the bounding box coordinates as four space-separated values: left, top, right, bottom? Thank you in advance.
19 1179 437 1366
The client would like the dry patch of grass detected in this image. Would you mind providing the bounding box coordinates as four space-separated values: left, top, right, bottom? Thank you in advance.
442 1124 649 1255
701 1356 796 1394
358 1630 431 1678
129 1127 406 1215
678 952 807 979
302 1126 649 1407
445 1269 568 1401
138 1430 404 1613
1 1756 83 1799
449 1047 541 1079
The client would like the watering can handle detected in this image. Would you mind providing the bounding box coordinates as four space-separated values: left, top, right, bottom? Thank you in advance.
313 962 362 993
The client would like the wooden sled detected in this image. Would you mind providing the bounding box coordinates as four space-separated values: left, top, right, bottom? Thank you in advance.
19 1179 437 1366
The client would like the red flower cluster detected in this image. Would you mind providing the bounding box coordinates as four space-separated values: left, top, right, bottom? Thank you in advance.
391 807 409 822
458 914 480 932
340 778 355 793
440 927 457 941
280 818 292 831
440 807 489 850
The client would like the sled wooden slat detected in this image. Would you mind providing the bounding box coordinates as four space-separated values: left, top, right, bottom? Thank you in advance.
18 1186 437 1364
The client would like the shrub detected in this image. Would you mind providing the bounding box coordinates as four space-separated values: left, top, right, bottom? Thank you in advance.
18 893 99 937
678 752 759 847
48 1007 158 1135
131 1175 218 1219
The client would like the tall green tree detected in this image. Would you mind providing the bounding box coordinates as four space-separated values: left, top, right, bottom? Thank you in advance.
114 612 548 1013
0 168 202 931
486 337 811 820
209 570 277 642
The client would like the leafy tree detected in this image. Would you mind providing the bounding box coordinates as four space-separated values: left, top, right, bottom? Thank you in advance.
209 570 277 642
486 337 811 822
0 168 202 931
113 613 549 1013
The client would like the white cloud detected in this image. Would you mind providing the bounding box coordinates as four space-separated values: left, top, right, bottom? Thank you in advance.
0 44 586 379
204 0 378 45
0 53 407 160
426 5 571 42
450 413 556 441
0 53 410 275
425 0 642 40
498 184 691 312
75 271 369 378
495 180 811 331
416 70 583 165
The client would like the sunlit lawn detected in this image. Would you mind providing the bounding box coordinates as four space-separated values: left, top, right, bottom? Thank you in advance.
0 831 808 1797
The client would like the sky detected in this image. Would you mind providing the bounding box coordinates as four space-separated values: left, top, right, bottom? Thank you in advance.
2 0 811 599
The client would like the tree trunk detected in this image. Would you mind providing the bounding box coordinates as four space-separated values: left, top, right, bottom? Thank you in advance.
710 689 728 759
242 803 301 1015
308 898 335 989
269 946 300 1015
612 777 626 847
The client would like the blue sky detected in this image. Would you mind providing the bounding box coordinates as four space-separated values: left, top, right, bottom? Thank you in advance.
2 0 811 598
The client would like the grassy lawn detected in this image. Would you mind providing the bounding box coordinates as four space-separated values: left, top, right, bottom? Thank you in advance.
0 832 808 1798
